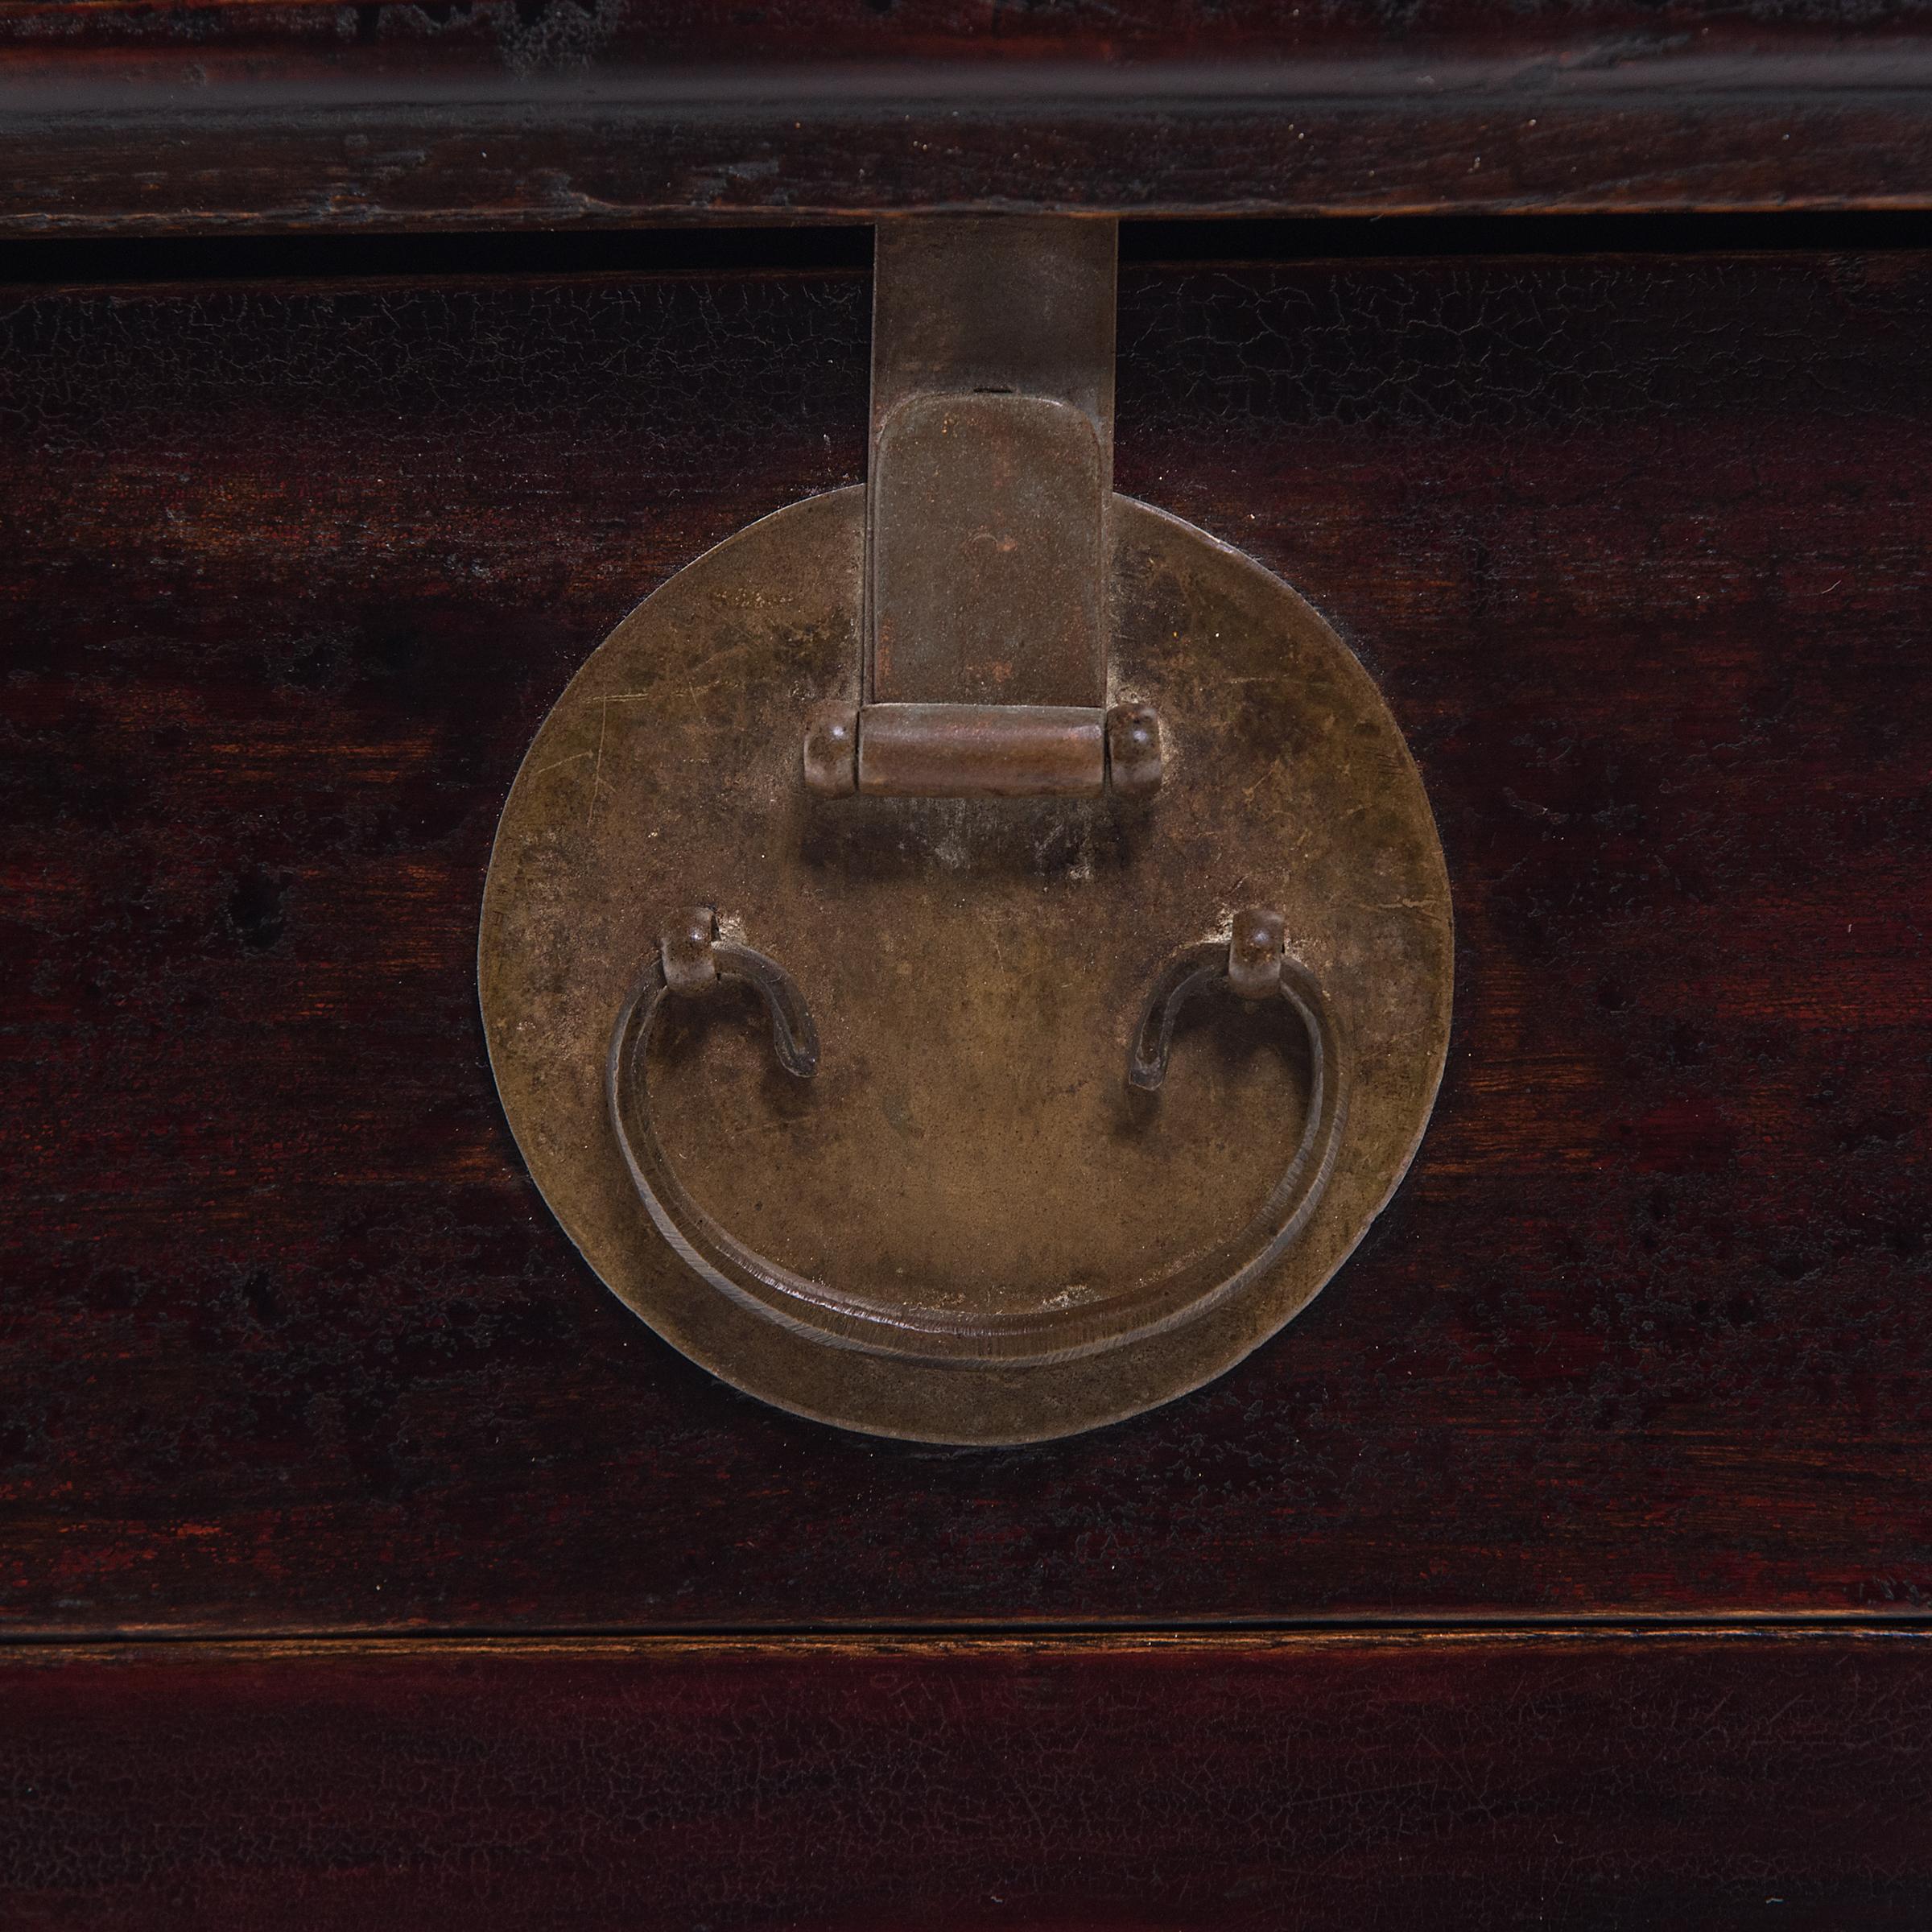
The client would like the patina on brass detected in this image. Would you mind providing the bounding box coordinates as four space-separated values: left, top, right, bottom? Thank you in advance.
479 487 1452 1442
477 213 1452 1443
803 217 1163 802
607 902 1344 1368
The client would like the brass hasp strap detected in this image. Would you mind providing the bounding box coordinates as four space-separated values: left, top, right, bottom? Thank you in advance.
801 217 1162 801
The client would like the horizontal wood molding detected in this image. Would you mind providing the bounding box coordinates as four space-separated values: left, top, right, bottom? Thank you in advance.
2 1629 1930 1927
2 39 1932 228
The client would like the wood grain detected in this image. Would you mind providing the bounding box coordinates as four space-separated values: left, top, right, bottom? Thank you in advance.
2 1630 1929 1929
2 248 1929 1632
2 2 1932 228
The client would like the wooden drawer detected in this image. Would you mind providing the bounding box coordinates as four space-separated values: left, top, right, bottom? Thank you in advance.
2 1 1930 1917
6 237 1929 1632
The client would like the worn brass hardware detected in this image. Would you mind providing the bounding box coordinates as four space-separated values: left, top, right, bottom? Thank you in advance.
803 699 1161 800
479 216 1453 1443
801 219 1162 801
607 906 1347 1369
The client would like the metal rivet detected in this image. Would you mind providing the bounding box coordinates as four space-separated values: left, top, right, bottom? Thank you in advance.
1228 906 1285 1001
803 701 859 797
661 906 719 996
1106 702 1162 797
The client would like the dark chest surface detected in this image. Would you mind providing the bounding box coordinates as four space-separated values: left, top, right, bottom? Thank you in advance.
2 4 1931 1922
6 247 1928 1633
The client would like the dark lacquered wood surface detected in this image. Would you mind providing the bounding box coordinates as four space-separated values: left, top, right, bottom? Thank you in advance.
13 0 1932 64
2 241 1927 1633
2 1631 1928 1929
3 2 1932 229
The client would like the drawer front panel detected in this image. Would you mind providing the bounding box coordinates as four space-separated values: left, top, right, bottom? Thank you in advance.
2 250 1929 1631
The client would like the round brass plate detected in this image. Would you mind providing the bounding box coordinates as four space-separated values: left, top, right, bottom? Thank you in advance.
479 488 1451 1443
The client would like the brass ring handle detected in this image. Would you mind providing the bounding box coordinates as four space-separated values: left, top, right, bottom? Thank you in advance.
608 907 1349 1368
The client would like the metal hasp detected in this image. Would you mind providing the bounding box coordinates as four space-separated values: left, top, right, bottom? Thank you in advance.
477 213 1456 1443
803 218 1161 801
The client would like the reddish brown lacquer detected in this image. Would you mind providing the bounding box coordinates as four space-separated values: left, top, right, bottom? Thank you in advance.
1 0 1930 1872
2 1633 1930 1929
1 250 1928 1632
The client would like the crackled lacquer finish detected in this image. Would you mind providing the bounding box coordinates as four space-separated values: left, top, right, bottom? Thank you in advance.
2 252 1930 1627
2 1633 1930 1929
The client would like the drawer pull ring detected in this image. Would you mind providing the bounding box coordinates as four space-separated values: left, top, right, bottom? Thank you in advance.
649 907 819 1078
605 906 1349 1371
1125 914 1348 1280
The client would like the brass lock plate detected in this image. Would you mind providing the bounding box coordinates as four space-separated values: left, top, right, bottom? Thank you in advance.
478 485 1451 1443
